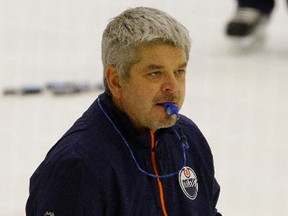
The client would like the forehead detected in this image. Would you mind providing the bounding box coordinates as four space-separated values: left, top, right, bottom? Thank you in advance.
136 43 187 63
128 43 187 76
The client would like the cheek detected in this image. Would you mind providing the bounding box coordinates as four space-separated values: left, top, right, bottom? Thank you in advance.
121 85 147 108
130 81 156 97
182 85 186 97
121 79 160 109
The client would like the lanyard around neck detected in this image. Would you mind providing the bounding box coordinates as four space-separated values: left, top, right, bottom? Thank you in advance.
97 97 190 179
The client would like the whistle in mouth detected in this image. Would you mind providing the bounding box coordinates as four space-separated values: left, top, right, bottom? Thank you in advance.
163 102 179 116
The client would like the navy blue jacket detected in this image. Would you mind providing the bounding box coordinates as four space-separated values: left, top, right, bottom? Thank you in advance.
26 93 221 216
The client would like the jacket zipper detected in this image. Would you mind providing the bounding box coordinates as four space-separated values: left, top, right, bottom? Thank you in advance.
150 130 169 216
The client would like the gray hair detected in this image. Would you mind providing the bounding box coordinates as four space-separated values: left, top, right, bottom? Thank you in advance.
102 7 191 94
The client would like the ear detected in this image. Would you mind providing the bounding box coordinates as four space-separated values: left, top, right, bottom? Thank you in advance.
105 65 123 99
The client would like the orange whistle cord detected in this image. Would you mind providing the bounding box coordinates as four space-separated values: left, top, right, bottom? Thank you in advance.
150 131 169 216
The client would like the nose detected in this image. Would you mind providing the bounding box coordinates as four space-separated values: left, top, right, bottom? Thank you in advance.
161 72 179 93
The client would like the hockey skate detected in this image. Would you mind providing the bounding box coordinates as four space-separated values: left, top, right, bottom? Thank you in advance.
225 7 269 50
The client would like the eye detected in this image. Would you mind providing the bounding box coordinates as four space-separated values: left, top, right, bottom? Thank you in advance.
149 71 162 77
175 69 186 76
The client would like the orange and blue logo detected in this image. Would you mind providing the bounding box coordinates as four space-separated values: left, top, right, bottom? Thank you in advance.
178 166 198 200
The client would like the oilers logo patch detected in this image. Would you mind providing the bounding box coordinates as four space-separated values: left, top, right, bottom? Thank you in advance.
178 166 198 200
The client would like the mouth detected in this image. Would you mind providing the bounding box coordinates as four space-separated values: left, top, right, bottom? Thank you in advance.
156 102 179 116
156 101 177 106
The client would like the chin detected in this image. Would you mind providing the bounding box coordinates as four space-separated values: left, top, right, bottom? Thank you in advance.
154 116 177 130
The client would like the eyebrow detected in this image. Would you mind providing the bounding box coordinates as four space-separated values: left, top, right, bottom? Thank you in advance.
147 62 187 70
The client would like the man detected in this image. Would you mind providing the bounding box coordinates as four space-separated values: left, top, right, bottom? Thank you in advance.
26 7 221 215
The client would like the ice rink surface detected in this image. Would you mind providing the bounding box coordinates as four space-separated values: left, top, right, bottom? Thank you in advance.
1 0 288 215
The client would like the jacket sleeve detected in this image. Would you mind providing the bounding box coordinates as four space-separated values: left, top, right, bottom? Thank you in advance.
26 158 103 216
213 178 222 216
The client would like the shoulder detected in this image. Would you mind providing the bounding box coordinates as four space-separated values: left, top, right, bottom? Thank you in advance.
30 154 86 186
45 97 113 161
176 114 204 138
27 155 101 215
176 114 210 149
176 114 215 167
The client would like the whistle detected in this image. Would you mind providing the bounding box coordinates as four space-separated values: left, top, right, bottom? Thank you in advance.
163 102 179 116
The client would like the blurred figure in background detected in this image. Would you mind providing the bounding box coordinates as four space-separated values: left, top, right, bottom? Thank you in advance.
224 0 286 49
225 0 275 38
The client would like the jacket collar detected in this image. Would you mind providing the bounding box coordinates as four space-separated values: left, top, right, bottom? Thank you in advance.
98 92 175 149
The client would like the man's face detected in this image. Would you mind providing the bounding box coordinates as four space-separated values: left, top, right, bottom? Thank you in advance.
115 43 187 132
